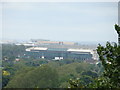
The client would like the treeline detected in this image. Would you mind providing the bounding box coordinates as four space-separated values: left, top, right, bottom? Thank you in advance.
3 59 102 88
2 44 25 61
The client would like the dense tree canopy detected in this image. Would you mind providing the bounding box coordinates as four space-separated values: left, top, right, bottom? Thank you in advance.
95 42 120 88
6 64 59 88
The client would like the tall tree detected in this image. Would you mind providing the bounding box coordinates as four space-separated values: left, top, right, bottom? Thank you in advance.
115 24 120 45
96 42 120 88
68 24 120 88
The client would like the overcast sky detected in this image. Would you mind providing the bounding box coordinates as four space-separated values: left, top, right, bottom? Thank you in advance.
1 2 118 43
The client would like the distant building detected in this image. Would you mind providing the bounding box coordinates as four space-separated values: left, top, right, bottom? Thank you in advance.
30 39 76 45
31 39 50 42
25 47 98 61
15 39 76 46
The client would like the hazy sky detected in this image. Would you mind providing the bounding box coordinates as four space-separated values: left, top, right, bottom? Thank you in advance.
2 2 118 43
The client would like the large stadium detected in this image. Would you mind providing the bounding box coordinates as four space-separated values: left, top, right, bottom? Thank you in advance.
25 46 98 61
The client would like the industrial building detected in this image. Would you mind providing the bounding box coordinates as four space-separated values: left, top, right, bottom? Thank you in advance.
25 47 98 61
16 39 77 46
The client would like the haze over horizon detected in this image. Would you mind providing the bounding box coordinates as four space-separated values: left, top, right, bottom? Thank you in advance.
1 2 118 43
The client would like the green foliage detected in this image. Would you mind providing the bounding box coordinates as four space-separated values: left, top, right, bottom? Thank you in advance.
115 24 120 34
81 71 98 78
75 62 94 73
68 78 84 88
2 58 101 88
25 59 48 67
2 76 10 88
57 63 80 84
57 62 100 88
59 81 70 88
6 65 59 88
58 59 82 65
2 44 25 60
96 42 120 88
80 75 93 86
115 24 120 45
